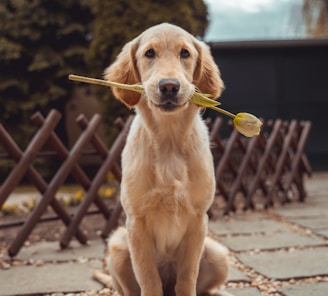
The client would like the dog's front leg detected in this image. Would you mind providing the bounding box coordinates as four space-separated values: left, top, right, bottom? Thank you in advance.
127 218 163 296
175 215 207 296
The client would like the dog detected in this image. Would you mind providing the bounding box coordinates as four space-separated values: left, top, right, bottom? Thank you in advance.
93 23 230 296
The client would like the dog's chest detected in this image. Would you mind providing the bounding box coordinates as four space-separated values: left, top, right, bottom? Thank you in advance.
122 124 214 209
146 199 189 258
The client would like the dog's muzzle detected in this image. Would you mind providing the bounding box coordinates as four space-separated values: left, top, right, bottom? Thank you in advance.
156 78 184 112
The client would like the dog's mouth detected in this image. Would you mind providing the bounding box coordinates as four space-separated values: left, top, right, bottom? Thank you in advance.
152 101 188 112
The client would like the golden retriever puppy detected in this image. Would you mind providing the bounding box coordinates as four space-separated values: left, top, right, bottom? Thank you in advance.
95 23 230 296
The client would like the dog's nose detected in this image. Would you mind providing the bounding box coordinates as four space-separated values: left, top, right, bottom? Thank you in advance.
159 79 180 98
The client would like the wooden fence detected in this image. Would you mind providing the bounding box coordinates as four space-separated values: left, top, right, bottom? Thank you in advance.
0 110 312 256
210 118 312 214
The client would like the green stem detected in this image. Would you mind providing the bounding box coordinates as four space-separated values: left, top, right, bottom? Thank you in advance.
207 105 236 119
69 74 237 119
68 74 144 93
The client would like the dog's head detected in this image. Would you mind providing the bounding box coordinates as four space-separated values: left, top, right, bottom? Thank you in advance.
104 23 224 113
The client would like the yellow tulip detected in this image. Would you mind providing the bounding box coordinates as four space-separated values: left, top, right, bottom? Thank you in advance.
68 74 262 137
233 113 263 137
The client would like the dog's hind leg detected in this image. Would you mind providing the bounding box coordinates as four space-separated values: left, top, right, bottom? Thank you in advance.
196 237 229 296
107 227 140 296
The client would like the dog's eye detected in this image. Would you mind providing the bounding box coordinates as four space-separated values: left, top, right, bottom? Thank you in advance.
145 49 156 58
180 49 190 58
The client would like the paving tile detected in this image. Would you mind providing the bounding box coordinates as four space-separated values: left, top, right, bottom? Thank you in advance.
305 195 328 204
272 204 328 218
15 239 105 262
0 260 103 296
227 266 250 282
305 172 328 194
288 216 328 230
316 229 328 238
225 287 262 296
278 282 328 296
215 290 239 296
237 247 328 280
210 216 284 235
219 231 325 252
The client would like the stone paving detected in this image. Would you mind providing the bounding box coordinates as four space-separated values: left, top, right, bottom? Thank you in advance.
0 240 104 296
0 172 327 295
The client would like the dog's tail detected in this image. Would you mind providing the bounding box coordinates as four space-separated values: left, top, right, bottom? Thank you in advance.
92 269 113 288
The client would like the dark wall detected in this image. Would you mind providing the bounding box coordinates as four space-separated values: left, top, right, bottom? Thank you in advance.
208 39 328 170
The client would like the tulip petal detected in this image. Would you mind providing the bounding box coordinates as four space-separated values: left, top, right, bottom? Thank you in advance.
233 113 263 137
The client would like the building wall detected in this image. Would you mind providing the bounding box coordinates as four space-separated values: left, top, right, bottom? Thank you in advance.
208 39 328 170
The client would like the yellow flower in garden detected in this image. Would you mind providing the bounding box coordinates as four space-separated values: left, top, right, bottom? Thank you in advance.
104 187 116 198
98 186 117 199
23 197 37 211
1 203 18 215
233 113 263 137
75 190 84 201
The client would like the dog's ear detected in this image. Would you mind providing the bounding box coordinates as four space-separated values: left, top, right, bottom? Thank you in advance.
104 37 141 108
193 40 224 100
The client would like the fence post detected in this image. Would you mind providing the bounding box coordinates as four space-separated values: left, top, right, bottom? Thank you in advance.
284 121 312 202
266 120 298 207
8 114 101 256
60 116 134 248
76 115 125 238
226 136 260 211
0 116 88 257
245 119 283 208
0 110 61 209
31 112 111 219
